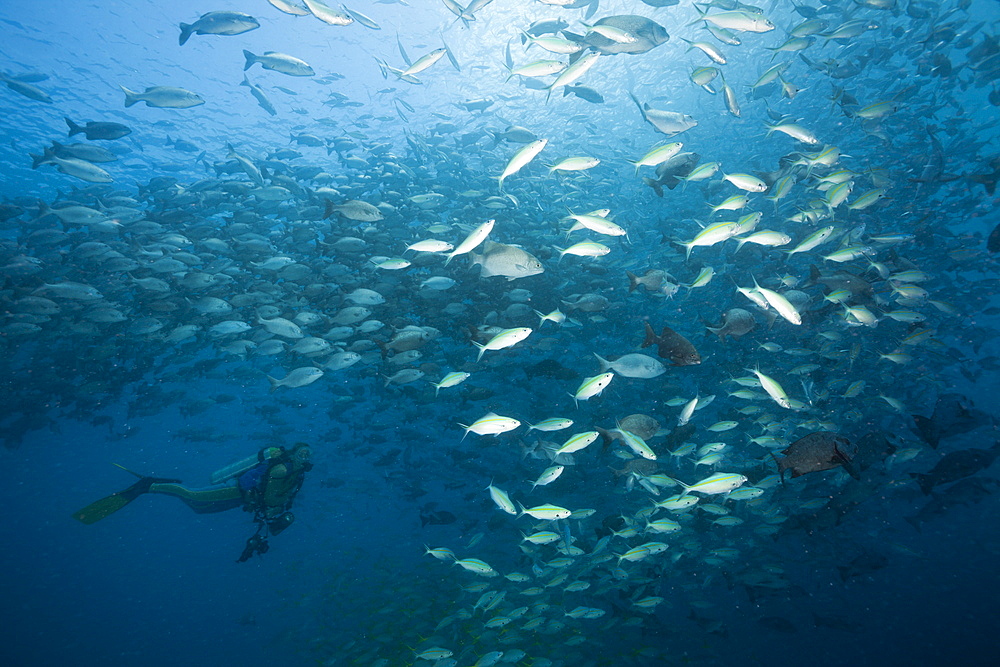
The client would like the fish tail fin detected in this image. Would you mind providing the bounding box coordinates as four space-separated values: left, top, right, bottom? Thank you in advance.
594 353 611 372
807 263 821 285
65 117 83 137
641 322 658 349
969 173 998 196
266 375 281 393
626 270 640 293
119 85 140 108
240 76 250 87
178 22 194 46
242 50 257 72
909 472 933 495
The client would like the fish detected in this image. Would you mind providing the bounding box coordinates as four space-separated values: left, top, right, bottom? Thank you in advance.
470 241 544 280
178 11 259 45
837 551 888 582
35 142 117 168
642 152 701 195
562 15 669 55
240 77 277 116
499 139 547 190
594 353 665 379
912 394 994 448
323 200 384 222
772 433 858 480
65 117 132 140
910 444 1000 495
905 477 1000 531
706 308 755 341
32 155 113 183
563 85 604 104
641 323 700 366
243 50 315 77
302 0 353 25
420 504 458 527
266 366 324 392
120 85 205 108
628 93 697 137
0 73 53 103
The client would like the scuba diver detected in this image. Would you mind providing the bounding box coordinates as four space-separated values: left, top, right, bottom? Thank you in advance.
73 444 312 562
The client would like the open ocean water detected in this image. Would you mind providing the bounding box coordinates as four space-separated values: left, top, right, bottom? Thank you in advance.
2 1 1000 666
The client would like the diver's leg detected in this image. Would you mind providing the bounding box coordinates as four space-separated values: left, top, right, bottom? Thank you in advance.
148 483 243 514
72 474 181 524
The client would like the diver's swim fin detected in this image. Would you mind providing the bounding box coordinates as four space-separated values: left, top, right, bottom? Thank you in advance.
72 470 181 525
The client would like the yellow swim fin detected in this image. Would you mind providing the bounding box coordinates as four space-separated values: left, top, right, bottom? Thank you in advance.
72 465 180 525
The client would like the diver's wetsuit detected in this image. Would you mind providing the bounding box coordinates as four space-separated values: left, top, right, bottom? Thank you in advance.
145 482 243 513
148 447 311 526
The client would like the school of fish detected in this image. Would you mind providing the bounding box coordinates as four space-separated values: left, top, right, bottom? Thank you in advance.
2 0 1000 665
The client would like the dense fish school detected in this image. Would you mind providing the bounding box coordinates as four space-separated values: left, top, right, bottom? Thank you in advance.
2 0 1000 666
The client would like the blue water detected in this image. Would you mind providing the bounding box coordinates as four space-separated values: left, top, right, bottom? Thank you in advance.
2 1 1000 666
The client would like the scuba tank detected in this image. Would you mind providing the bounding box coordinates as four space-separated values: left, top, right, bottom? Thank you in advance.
210 447 283 485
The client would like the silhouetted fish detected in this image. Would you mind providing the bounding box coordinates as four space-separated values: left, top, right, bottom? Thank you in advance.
642 322 700 366
912 393 993 448
563 15 669 56
420 503 457 527
905 477 1000 530
838 551 888 582
909 444 1000 494
772 432 858 480
524 358 579 381
757 617 797 634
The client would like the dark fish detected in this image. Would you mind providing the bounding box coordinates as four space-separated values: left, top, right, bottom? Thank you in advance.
639 0 679 6
706 308 755 342
757 617 797 634
65 117 132 140
909 444 1000 495
524 359 579 381
642 152 700 196
905 477 1000 531
909 128 962 185
807 265 873 299
563 85 604 104
772 432 858 480
0 204 24 222
812 612 864 633
642 322 700 366
419 504 457 527
970 155 1000 196
563 15 669 56
850 431 896 473
989 222 1000 253
911 394 993 448
664 423 696 451
166 136 200 152
838 551 888 582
